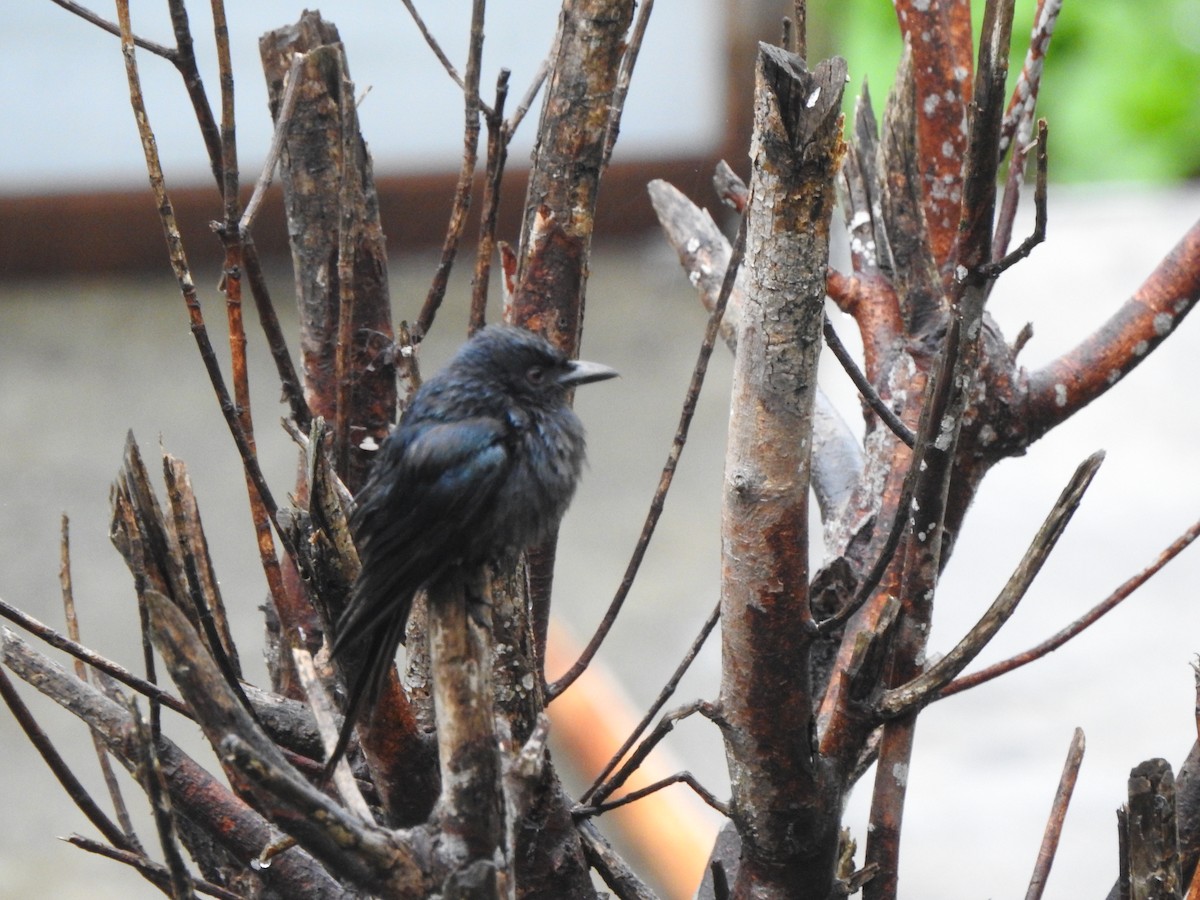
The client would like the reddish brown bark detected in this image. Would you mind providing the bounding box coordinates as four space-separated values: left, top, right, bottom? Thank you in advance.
1026 218 1200 439
893 0 975 272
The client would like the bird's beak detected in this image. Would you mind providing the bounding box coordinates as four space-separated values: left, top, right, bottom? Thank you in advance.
558 359 619 387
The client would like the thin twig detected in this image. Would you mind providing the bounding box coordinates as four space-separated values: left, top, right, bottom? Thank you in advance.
209 0 292 628
212 0 237 229
130 698 195 900
823 312 915 447
114 0 293 566
0 667 133 853
504 58 549 135
64 836 243 900
981 118 1049 280
994 0 1059 258
581 601 720 803
171 0 309 434
414 0 487 340
50 0 177 60
60 515 141 849
587 699 718 807
577 820 659 900
999 0 1054 154
1024 727 1085 900
580 771 729 819
792 0 808 59
0 598 192 718
941 512 1200 699
243 239 312 429
470 69 511 333
879 451 1104 717
601 0 655 170
240 52 306 235
165 0 223 185
398 0 495 118
951 0 1018 296
547 212 747 700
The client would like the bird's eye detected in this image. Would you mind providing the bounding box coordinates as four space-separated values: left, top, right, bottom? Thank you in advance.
526 366 545 385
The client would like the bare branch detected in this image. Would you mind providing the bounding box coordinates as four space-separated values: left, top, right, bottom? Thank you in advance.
878 451 1103 718
1025 728 1086 900
114 0 287 555
823 313 915 448
60 515 142 849
581 605 721 804
582 771 729 819
941 514 1200 699
50 0 177 60
131 698 195 900
162 455 241 679
240 52 306 235
426 578 503 870
877 44 944 332
469 69 511 333
792 0 808 59
504 58 549 136
1123 759 1183 893
398 0 495 118
146 591 425 892
648 178 866 521
892 0 974 269
646 178 742 352
414 0 487 340
1026 217 1200 440
719 47 847 898
994 0 1061 258
0 666 134 856
712 158 748 212
63 836 243 900
4 629 353 895
601 0 655 170
982 118 1049 280
952 0 1017 294
260 14 399 494
587 699 718 808
0 597 190 717
577 820 660 900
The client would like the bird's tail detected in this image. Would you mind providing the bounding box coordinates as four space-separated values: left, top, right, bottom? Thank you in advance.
321 612 406 784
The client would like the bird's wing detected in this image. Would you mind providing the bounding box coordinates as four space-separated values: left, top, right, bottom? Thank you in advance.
334 416 512 651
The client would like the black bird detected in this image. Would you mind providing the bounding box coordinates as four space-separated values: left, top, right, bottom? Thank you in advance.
325 325 617 777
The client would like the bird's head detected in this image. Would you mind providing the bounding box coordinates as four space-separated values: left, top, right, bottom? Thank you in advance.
463 325 618 406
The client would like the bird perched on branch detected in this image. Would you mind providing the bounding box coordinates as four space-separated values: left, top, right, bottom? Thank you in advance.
324 324 617 778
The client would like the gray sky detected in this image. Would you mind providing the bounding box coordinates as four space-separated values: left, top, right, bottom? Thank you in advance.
2 1 723 193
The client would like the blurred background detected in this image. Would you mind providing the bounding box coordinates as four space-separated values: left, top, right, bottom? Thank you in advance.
1 1 1199 897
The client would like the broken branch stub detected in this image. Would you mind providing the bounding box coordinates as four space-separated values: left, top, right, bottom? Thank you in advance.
718 45 846 900
259 11 396 494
